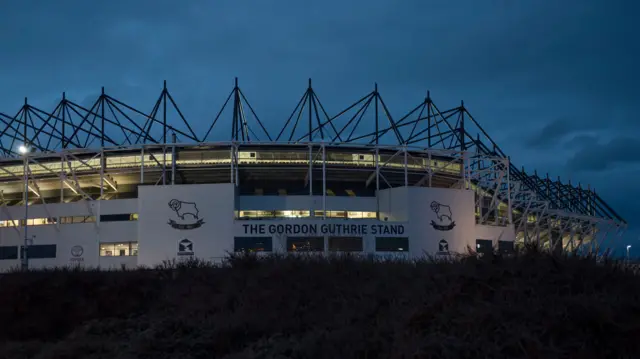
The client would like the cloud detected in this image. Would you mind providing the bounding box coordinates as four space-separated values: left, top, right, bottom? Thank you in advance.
525 118 574 148
562 134 598 150
566 137 640 172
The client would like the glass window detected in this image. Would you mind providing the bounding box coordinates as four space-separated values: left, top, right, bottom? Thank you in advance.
100 214 136 222
329 237 363 252
100 243 115 256
375 237 409 252
327 211 347 218
234 237 272 252
498 240 514 254
237 210 275 219
23 244 56 259
287 237 324 252
60 216 96 224
0 246 18 260
114 243 130 256
476 239 493 254
100 242 138 256
274 210 310 218
314 211 376 219
0 220 19 227
352 211 376 219
131 242 139 256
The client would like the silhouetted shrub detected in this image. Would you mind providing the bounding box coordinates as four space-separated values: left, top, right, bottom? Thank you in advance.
0 245 639 358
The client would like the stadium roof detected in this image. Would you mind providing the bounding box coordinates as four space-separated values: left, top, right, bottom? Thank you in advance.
0 78 626 225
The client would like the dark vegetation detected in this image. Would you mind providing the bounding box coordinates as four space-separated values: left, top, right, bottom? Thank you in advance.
0 246 640 359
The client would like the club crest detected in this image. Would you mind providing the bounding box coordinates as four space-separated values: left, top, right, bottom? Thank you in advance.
430 201 456 231
168 199 205 230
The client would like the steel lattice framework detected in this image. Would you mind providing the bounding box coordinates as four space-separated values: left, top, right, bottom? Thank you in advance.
0 79 627 251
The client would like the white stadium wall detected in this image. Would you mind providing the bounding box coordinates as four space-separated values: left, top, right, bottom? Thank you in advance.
0 199 139 271
137 183 236 266
0 183 515 271
379 186 477 256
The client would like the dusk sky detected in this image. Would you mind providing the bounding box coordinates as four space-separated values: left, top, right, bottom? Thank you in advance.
0 1 638 254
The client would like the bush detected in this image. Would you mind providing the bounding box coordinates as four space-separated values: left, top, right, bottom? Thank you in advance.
0 245 639 358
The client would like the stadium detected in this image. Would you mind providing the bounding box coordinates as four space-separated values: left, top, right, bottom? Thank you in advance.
0 79 627 270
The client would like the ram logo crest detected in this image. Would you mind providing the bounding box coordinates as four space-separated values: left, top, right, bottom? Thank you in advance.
430 201 456 231
168 199 205 230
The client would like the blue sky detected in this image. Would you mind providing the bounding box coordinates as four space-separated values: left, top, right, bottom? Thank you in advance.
0 0 638 255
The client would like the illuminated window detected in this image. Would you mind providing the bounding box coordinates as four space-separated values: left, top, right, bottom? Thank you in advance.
236 210 378 220
0 220 20 227
375 237 409 252
314 211 376 219
275 210 310 218
0 218 57 227
237 210 275 219
234 237 272 252
314 210 346 218
236 210 313 219
100 242 138 256
346 211 377 219
287 237 324 252
60 216 96 224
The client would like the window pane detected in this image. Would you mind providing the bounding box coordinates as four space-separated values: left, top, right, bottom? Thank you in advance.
329 237 363 252
375 237 409 252
24 244 56 259
0 246 18 260
100 242 138 256
100 214 133 222
274 210 310 218
287 237 324 252
234 237 272 252
327 211 347 218
100 243 116 256
114 243 130 256
498 240 514 254
476 239 493 254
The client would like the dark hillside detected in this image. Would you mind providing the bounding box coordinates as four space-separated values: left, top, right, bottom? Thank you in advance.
0 250 639 359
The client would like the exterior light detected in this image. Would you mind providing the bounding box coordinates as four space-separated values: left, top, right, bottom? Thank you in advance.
18 145 28 154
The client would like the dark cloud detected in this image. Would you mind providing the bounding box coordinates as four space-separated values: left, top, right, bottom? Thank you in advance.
566 137 640 172
525 118 574 148
562 134 598 150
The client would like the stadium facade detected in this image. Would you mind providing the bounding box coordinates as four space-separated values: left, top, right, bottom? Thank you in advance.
0 79 627 270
